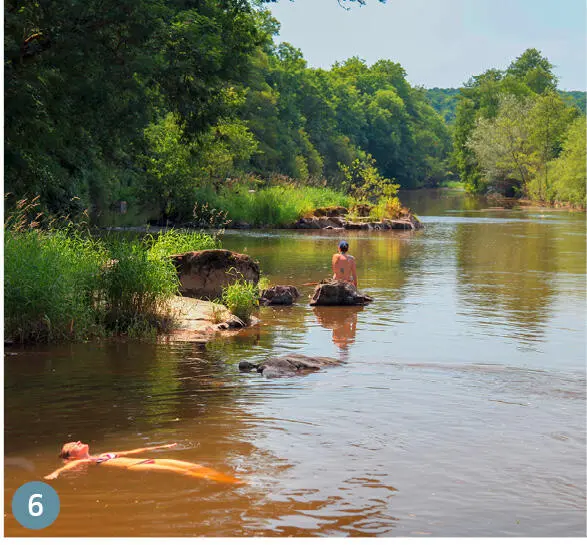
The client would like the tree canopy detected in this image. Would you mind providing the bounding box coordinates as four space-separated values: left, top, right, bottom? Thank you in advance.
452 48 585 205
5 5 583 221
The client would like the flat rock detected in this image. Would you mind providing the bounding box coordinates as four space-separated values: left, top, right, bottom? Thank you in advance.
161 296 258 342
238 353 343 378
309 281 373 306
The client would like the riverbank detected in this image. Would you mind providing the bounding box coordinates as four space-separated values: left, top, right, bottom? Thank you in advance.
484 194 586 212
3 202 226 344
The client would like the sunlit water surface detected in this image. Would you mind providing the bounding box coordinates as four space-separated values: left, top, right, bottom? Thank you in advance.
5 189 586 537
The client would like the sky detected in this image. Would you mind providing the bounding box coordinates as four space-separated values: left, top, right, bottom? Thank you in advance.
266 0 586 91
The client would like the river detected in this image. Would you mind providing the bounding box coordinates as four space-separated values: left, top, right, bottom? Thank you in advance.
4 189 586 537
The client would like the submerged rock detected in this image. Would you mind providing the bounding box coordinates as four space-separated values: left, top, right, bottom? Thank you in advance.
260 285 301 306
170 249 260 300
309 281 373 306
238 353 343 378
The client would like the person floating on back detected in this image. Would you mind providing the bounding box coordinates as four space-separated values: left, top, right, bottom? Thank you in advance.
43 441 241 484
332 240 358 287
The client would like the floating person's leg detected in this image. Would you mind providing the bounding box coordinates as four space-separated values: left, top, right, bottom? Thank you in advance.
126 458 241 483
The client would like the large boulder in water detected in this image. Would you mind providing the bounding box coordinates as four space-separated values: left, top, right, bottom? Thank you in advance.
170 249 260 300
309 281 373 306
260 285 300 306
239 353 343 378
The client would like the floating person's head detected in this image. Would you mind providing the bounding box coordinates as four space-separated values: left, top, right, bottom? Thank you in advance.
60 441 90 459
338 240 349 253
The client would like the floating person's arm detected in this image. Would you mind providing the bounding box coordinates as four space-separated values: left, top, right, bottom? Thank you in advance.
44 459 92 480
113 443 177 457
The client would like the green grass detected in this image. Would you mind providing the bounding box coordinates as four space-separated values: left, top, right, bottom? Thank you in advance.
146 228 220 260
220 272 260 324
4 204 220 343
437 180 465 190
4 228 107 343
100 238 180 334
202 183 350 227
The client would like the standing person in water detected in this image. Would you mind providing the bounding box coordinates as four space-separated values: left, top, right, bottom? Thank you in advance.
332 240 358 287
43 441 241 484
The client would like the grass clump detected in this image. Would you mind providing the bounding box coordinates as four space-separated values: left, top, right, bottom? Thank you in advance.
213 182 350 227
220 271 261 324
146 228 220 260
4 197 220 343
100 239 179 334
5 228 107 343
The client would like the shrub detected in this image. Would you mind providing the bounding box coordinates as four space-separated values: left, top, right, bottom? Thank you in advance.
4 197 224 343
4 228 107 343
101 239 179 333
370 195 403 220
221 273 260 323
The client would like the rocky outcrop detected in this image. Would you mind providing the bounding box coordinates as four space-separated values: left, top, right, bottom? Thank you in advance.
313 206 349 217
260 285 301 306
291 213 422 231
170 249 260 300
162 296 260 342
238 353 343 378
309 281 373 306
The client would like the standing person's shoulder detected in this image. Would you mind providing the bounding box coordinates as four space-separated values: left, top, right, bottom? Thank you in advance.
347 254 355 260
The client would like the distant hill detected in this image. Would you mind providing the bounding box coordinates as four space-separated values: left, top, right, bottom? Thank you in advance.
425 88 586 124
424 88 461 124
560 90 586 113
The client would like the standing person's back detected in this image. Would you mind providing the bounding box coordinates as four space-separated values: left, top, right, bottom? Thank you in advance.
332 240 358 287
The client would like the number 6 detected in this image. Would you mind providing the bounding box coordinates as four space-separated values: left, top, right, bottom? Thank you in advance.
28 494 43 517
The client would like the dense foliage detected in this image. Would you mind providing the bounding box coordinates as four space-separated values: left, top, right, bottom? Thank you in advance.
4 199 219 342
426 88 585 126
452 49 585 205
5 3 584 222
5 2 452 225
5 0 262 217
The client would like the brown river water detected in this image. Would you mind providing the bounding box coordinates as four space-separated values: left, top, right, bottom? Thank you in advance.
4 189 586 537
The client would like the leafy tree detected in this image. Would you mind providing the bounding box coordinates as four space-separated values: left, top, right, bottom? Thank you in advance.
526 92 577 201
549 116 586 206
506 48 558 94
559 91 586 114
467 95 534 195
467 91 579 202
453 48 566 195
425 88 461 124
4 0 262 215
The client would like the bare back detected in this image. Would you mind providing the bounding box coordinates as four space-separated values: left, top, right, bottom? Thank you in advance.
332 253 357 286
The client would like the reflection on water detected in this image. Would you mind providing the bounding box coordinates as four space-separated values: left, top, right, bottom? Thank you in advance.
313 306 364 358
5 190 586 537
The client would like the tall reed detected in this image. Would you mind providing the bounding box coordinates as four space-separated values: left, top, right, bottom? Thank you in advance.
199 183 350 227
4 198 220 343
4 228 107 343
